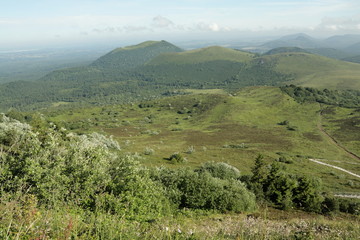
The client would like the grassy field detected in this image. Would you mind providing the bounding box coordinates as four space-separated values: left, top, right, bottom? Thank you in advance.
45 86 360 194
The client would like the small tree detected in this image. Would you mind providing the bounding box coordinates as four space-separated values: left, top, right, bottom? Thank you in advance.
293 176 323 212
264 162 297 210
250 154 269 200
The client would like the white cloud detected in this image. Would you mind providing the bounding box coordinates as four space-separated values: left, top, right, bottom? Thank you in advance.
193 22 231 32
317 14 360 31
152 15 174 28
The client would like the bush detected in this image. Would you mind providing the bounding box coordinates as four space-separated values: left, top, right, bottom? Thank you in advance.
322 196 339 214
144 147 155 155
277 156 293 164
339 198 360 215
185 145 195 154
278 120 289 126
0 115 169 221
168 153 186 163
152 166 257 213
196 162 241 180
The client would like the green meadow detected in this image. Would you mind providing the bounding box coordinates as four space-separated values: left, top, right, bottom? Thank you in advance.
44 86 360 193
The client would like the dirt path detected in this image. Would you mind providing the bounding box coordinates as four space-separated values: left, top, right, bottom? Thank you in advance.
309 159 360 179
334 194 360 199
309 158 360 199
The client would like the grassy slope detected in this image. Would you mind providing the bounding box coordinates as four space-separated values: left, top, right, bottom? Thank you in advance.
146 46 254 65
147 49 360 90
46 86 360 193
321 106 360 158
269 52 360 90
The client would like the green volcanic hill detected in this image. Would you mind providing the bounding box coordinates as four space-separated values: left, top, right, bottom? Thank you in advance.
1 41 360 110
261 33 322 49
263 47 309 55
91 40 183 70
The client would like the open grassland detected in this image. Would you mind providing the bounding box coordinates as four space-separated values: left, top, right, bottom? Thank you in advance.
46 87 360 193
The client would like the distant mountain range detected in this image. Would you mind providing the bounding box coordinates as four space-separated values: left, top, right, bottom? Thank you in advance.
254 33 360 61
0 38 360 111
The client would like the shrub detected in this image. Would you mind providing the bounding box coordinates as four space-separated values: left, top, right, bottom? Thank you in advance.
322 195 339 213
152 166 257 213
278 120 289 126
197 162 241 180
339 198 360 215
168 153 186 163
144 147 155 155
185 145 195 154
0 115 169 221
277 156 293 164
286 125 297 131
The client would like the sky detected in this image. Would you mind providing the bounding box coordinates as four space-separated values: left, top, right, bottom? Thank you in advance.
1 0 360 49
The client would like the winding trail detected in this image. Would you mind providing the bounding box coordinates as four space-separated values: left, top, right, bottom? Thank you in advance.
309 158 360 199
334 194 360 199
309 159 360 179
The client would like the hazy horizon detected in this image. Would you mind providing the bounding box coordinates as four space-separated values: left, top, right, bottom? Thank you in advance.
1 0 360 50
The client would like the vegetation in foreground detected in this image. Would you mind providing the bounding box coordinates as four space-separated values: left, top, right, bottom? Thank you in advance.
1 107 360 239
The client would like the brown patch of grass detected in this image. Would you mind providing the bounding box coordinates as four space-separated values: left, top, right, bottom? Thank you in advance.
303 132 323 141
332 117 360 142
